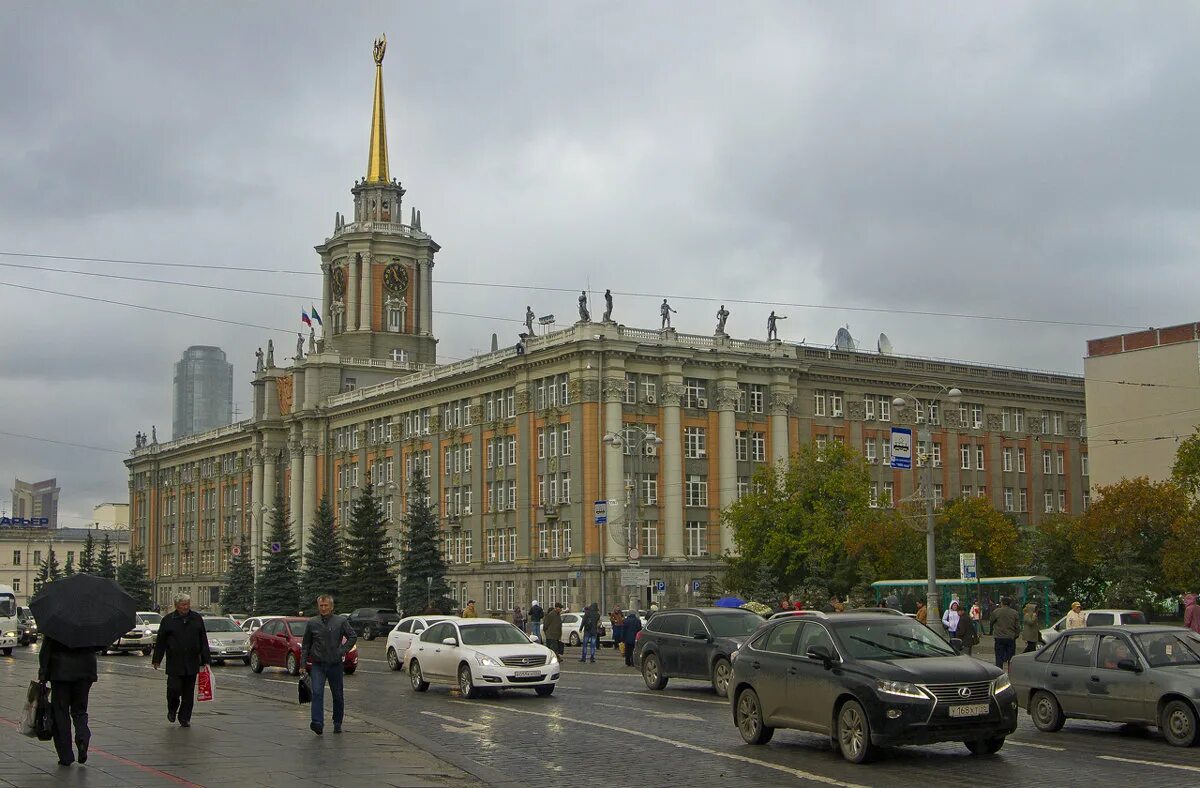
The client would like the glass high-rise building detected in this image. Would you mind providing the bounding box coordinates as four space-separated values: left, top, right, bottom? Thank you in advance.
172 346 233 439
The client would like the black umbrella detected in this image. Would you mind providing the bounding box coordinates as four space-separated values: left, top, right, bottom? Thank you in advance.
29 574 137 649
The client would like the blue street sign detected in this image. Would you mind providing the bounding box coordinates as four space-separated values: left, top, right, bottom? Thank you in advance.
655 580 666 592
692 580 701 592
890 427 913 469
593 500 608 525
270 541 282 554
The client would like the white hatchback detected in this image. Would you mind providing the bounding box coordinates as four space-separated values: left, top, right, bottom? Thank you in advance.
1040 609 1147 645
404 618 560 698
386 615 456 671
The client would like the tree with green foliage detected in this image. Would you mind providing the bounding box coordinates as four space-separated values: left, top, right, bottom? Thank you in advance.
116 550 154 610
935 496 1024 578
696 574 724 606
397 474 450 614
32 549 62 596
79 531 97 574
1172 428 1200 498
724 442 872 597
341 482 398 611
256 491 301 614
222 540 257 614
96 533 117 580
62 554 76 576
301 496 343 611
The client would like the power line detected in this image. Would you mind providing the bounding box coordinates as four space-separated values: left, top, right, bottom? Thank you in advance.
0 429 126 455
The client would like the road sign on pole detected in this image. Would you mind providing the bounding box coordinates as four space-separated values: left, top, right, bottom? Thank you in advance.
959 552 978 580
890 427 912 469
269 542 281 554
692 579 702 593
593 500 608 525
655 580 666 592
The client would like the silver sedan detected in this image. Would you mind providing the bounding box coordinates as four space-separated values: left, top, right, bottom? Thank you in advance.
1010 624 1200 746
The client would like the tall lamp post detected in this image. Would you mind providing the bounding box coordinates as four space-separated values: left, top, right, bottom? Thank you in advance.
602 426 662 610
892 383 961 637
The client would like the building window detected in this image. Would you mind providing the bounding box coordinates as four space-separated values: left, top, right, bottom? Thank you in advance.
1081 454 1089 476
642 522 659 557
933 484 944 503
1043 451 1052 474
931 443 942 467
641 474 658 505
1056 451 1065 475
686 522 708 557
11 579 19 593
684 378 708 408
869 484 878 508
562 425 571 456
685 476 709 507
750 385 765 414
1053 412 1064 436
684 427 707 459
864 438 877 463
1082 492 1090 511
1044 492 1054 513
882 482 894 508
1019 489 1028 512
1004 488 1014 511
33 550 41 565
830 392 843 417
1003 448 1012 472
961 446 971 470
1058 491 1067 512
11 550 19 565
976 447 985 471
814 391 826 417
1017 448 1026 473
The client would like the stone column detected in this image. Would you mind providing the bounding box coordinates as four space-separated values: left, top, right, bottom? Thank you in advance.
289 439 304 560
250 451 263 567
769 381 795 468
420 259 434 335
359 254 372 331
262 450 277 562
302 439 319 560
661 379 685 560
348 255 360 331
715 377 740 555
602 376 626 560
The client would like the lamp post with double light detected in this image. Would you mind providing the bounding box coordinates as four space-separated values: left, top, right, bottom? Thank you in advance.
892 383 962 637
602 426 662 609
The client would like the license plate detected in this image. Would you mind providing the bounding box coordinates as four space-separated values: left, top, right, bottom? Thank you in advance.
514 670 541 678
948 703 989 718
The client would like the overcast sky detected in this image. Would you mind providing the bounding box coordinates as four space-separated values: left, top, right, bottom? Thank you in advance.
3 2 1198 525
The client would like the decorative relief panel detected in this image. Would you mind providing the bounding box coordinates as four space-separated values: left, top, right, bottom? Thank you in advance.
985 414 1004 431
846 400 866 421
515 388 530 413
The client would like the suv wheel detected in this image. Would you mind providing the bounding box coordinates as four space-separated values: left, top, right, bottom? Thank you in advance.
711 657 732 698
1162 699 1199 747
364 625 376 641
641 652 668 690
1031 690 1065 732
836 700 877 764
387 647 401 671
735 688 774 745
250 650 263 673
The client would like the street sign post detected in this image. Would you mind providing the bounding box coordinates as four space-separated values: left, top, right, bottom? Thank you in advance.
269 542 281 554
692 579 701 592
890 427 912 469
593 500 608 525
959 552 978 580
620 568 649 586
655 580 666 593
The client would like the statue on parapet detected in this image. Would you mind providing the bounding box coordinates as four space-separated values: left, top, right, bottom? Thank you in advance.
255 347 264 372
578 291 590 322
296 333 304 362
660 298 677 329
309 327 317 354
768 310 787 340
525 305 535 336
603 289 613 322
716 304 730 334
151 425 158 444
266 339 275 368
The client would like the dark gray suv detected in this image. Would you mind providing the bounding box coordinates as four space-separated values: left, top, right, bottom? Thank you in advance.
636 607 764 698
348 608 400 640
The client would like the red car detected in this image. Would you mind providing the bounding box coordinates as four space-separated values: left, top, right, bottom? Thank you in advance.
248 617 358 675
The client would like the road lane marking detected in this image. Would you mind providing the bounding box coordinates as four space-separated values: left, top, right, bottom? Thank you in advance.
1005 740 1065 751
421 711 490 734
603 689 727 705
1098 756 1200 773
450 700 868 787
594 701 702 721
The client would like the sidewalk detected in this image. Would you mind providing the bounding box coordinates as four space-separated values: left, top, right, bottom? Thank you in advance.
0 651 480 788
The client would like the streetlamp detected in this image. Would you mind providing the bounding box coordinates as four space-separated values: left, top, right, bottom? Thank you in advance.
603 426 662 609
892 383 962 637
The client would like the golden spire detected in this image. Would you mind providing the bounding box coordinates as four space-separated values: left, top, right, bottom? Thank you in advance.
366 35 389 183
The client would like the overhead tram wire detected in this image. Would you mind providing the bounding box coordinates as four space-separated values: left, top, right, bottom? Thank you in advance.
0 429 126 455
0 250 1147 331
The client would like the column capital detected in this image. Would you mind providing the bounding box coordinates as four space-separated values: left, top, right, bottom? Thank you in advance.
715 384 741 410
769 390 796 415
601 376 626 403
661 383 685 407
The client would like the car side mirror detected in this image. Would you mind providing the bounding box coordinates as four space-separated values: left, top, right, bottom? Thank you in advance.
949 637 964 654
441 637 458 647
806 645 834 668
693 631 710 641
1117 659 1141 673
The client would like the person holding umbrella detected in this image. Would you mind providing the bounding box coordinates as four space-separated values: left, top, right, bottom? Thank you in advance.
30 573 137 766
151 594 211 728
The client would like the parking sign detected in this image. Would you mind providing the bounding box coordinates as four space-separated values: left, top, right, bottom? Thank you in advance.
655 580 666 592
692 580 701 592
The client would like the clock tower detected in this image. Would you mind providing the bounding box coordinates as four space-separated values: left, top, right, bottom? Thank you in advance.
315 35 439 365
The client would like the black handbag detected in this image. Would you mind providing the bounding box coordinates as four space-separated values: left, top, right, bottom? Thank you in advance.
298 674 312 705
35 682 54 741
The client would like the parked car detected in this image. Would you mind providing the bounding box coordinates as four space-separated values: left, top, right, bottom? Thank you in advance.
226 613 250 627
347 608 401 640
403 617 559 698
104 613 158 656
240 616 277 634
386 615 456 671
15 606 38 646
204 617 252 665
1011 624 1200 746
729 610 1018 763
1040 609 1146 645
560 612 607 646
636 607 764 698
249 617 358 675
136 611 162 639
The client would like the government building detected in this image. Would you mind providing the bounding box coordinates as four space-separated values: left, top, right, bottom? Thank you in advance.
125 39 1089 614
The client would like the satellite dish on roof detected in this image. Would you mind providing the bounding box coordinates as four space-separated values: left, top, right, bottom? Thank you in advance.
877 333 893 355
835 325 855 351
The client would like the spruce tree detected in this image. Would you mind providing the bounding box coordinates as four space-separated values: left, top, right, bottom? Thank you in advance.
342 482 398 611
223 540 257 614
63 554 76 576
256 491 300 614
116 550 154 610
96 533 117 580
397 474 450 615
32 549 62 596
80 531 97 574
301 495 343 611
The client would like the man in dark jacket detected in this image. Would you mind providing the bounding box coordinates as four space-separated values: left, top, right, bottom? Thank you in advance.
543 602 564 656
300 594 357 735
580 603 600 664
988 597 1021 672
621 610 642 667
39 636 98 766
151 593 211 728
528 600 544 643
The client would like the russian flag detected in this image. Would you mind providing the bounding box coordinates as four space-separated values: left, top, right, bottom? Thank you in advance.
310 305 323 326
301 309 312 327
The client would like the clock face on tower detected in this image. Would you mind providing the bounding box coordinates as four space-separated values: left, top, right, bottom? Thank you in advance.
384 262 409 293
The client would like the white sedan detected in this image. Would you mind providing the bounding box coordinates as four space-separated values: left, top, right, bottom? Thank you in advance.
386 614 456 671
403 617 560 698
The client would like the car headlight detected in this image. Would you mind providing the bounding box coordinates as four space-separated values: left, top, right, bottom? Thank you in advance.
474 652 498 667
876 679 929 700
992 674 1012 694
208 639 220 648
4 631 15 638
548 650 559 664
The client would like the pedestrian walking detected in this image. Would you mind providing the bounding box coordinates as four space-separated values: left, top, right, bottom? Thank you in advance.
915 599 928 625
622 610 642 667
1185 594 1200 634
463 600 478 618
300 594 357 735
529 600 544 642
38 636 97 766
543 602 564 656
969 600 982 636
1022 601 1040 653
941 600 962 637
956 609 979 656
1065 601 1087 629
580 603 600 663
609 606 625 651
989 597 1021 672
885 591 899 610
513 606 526 633
151 593 211 728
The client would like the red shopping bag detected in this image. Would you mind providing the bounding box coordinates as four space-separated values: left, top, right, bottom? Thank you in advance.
197 666 215 702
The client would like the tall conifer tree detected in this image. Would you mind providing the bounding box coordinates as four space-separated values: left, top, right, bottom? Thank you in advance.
222 540 257 614
341 482 397 610
301 495 343 611
256 491 300 614
96 533 117 580
397 474 450 614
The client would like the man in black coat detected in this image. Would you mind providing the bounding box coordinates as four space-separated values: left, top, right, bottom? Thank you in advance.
38 636 98 766
151 594 211 727
621 611 642 667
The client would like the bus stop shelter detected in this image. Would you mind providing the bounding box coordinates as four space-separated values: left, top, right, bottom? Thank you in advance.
870 576 1054 627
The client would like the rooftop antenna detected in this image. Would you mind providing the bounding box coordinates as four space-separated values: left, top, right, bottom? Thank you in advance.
877 333 894 355
835 324 855 351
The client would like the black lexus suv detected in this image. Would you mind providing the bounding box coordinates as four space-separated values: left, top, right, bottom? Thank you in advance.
636 607 765 698
728 610 1018 763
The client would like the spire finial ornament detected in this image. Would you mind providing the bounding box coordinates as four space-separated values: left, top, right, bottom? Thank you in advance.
366 34 390 182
